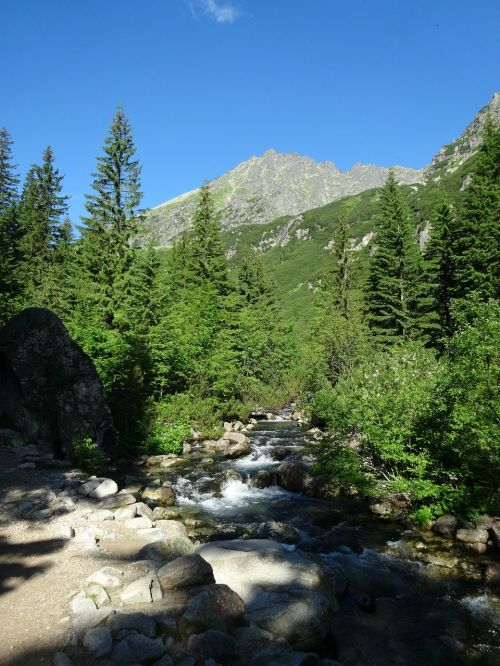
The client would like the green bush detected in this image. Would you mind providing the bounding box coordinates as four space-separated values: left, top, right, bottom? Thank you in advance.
145 421 191 455
71 436 110 474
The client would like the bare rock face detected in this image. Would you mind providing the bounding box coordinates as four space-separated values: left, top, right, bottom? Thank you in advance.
0 308 117 455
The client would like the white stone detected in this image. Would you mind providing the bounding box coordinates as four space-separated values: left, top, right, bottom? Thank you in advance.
86 566 124 590
89 478 118 499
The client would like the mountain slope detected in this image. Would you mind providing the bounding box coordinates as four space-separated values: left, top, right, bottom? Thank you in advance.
146 151 421 246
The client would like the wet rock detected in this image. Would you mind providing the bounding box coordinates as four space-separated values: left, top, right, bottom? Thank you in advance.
432 514 458 538
142 484 176 506
196 539 337 650
158 554 215 590
180 584 245 634
146 454 177 466
456 528 489 544
83 626 112 657
272 447 289 461
223 469 242 483
99 492 136 509
112 634 165 663
276 461 312 494
187 630 237 660
121 573 162 604
138 537 194 565
485 562 500 591
0 308 117 456
88 478 118 499
153 507 182 520
86 566 124 590
253 470 273 488
107 611 157 638
369 502 393 516
224 439 251 459
256 521 299 544
222 431 248 445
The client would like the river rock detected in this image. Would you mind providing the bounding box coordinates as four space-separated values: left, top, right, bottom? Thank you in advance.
187 630 237 660
432 514 458 538
86 566 124 590
112 634 165 663
276 461 312 494
71 594 96 615
180 584 245 634
123 516 154 530
0 308 117 456
72 607 115 633
256 521 299 544
475 515 495 530
107 611 157 638
138 537 194 564
146 454 177 466
142 484 176 506
83 627 112 657
224 439 251 459
114 504 138 520
89 478 118 499
490 521 500 549
253 470 273 488
158 554 215 590
485 562 500 591
84 583 110 608
99 492 136 509
272 447 289 461
87 509 115 523
222 431 248 445
196 539 337 650
456 528 489 544
78 478 102 496
120 573 162 604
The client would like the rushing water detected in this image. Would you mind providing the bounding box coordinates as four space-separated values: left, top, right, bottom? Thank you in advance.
143 419 500 665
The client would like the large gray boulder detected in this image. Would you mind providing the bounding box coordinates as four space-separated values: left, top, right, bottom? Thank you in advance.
0 308 116 455
196 539 338 650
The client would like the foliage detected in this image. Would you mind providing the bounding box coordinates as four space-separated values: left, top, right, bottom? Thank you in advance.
71 437 110 474
145 420 191 455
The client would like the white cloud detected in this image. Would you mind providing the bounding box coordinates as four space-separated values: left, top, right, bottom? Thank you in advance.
190 0 241 24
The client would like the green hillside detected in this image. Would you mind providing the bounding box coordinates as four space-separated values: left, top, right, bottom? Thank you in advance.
224 155 475 333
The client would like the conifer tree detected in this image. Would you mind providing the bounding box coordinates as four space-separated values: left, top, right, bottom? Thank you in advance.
424 195 456 341
0 127 20 323
18 146 69 307
188 184 228 295
451 118 500 303
367 172 421 344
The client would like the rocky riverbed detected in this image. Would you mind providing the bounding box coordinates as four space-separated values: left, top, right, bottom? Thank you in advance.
0 412 499 665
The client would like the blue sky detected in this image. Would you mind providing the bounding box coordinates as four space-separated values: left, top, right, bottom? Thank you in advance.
2 0 499 221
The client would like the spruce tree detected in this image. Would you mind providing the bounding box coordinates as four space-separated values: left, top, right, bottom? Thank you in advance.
0 127 20 324
18 146 69 307
424 195 456 341
188 184 228 295
451 118 500 303
367 172 421 344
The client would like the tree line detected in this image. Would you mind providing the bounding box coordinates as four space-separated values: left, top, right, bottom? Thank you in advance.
0 108 296 452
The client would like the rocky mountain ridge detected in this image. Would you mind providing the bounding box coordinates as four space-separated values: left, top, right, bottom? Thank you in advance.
145 93 499 246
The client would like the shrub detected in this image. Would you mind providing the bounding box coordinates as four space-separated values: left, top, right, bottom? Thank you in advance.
71 436 110 474
145 421 191 455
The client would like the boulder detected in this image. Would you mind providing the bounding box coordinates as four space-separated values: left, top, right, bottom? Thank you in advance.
276 461 312 494
120 573 162 604
112 634 165 663
224 439 251 459
490 521 500 549
222 431 248 445
456 528 489 544
158 554 215 590
99 492 136 510
114 505 138 521
142 484 176 506
107 611 157 638
123 516 154 530
432 514 458 538
196 539 337 650
253 470 273 489
82 627 112 658
86 566 124 591
187 630 237 660
180 584 245 634
255 521 299 545
138 537 194 564
155 520 188 539
88 509 115 523
88 478 118 499
0 308 116 455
